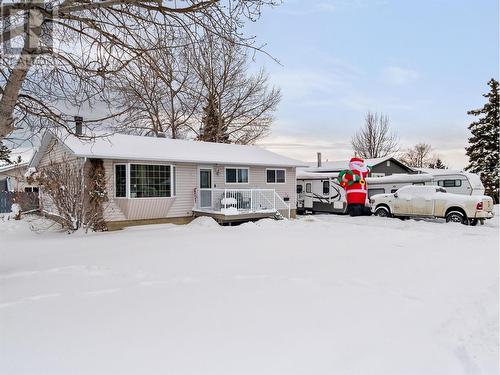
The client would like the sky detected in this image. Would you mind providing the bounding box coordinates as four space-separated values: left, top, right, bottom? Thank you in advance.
248 0 499 168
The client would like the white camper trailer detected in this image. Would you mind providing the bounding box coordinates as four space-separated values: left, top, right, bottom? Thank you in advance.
297 170 485 214
296 172 347 214
416 169 485 196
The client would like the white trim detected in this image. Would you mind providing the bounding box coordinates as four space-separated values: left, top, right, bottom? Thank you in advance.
265 168 286 184
224 166 250 185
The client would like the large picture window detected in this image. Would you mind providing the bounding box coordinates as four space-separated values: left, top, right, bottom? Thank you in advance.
115 163 174 198
267 169 286 184
225 168 249 184
130 164 171 198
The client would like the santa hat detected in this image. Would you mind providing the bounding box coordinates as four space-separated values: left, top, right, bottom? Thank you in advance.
349 157 368 172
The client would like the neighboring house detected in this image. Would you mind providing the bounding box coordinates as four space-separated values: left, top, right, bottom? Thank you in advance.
0 162 39 193
304 156 415 176
30 132 306 229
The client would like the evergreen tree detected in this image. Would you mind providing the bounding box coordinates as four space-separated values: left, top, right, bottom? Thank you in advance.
0 141 11 165
198 94 229 143
429 158 447 169
465 78 499 203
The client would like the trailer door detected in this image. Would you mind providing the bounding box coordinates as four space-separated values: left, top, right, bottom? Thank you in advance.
304 182 313 209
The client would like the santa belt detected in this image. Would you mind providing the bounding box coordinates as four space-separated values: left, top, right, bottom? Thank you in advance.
346 189 367 194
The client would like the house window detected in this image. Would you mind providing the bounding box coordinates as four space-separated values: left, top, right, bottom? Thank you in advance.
24 187 39 193
323 181 330 195
225 168 249 184
130 164 171 198
297 185 303 194
267 169 286 184
306 183 312 193
115 164 127 198
386 160 391 167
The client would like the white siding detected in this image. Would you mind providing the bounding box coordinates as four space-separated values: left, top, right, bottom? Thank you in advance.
104 162 297 222
37 139 81 216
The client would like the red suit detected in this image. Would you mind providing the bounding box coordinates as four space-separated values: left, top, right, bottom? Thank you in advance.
338 157 371 215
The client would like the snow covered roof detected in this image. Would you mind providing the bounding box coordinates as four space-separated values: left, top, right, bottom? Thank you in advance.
302 156 413 173
415 168 466 176
366 173 434 184
297 171 340 179
32 132 307 168
0 147 35 170
0 161 29 173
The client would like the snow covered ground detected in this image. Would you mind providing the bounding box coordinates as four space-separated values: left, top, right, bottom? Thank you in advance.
1 210 498 375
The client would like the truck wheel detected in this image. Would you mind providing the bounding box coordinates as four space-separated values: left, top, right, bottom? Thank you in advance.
445 211 468 225
374 206 390 217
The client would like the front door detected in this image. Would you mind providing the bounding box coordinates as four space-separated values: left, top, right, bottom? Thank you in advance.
199 169 212 208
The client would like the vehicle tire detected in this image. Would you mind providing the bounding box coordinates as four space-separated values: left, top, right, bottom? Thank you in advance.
445 211 468 225
469 219 478 226
374 206 391 218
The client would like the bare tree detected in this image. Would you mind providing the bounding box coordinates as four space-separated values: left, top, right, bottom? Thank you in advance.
191 33 281 144
111 32 201 138
0 0 279 141
351 111 399 158
34 157 108 232
400 143 433 168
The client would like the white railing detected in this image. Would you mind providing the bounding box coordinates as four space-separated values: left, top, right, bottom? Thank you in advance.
194 188 291 219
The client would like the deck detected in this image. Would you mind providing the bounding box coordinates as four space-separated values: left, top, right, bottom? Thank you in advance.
193 188 290 223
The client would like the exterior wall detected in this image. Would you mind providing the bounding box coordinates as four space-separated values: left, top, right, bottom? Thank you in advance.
212 166 297 208
102 159 197 222
104 161 297 222
369 159 414 176
37 138 81 215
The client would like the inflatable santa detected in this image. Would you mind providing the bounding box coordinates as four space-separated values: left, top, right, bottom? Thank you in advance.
338 157 372 216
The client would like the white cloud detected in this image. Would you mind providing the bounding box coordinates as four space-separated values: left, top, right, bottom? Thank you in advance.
382 66 419 85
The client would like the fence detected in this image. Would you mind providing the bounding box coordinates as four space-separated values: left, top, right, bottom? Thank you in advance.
0 192 39 214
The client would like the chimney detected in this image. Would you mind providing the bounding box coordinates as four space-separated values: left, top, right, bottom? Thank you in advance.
74 116 83 136
317 152 322 168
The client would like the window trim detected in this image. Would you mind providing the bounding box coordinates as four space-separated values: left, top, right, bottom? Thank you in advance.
224 166 250 184
266 168 286 184
114 163 128 199
114 162 176 199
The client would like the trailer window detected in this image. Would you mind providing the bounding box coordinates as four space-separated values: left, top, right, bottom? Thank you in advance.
297 185 303 194
368 188 385 198
306 183 312 193
323 181 330 195
439 179 462 188
391 189 398 193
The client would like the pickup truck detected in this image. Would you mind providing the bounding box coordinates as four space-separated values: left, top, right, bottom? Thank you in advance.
370 185 494 225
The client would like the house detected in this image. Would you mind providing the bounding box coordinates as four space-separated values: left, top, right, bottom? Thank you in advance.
0 148 38 193
29 131 306 229
304 155 415 177
0 162 38 193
